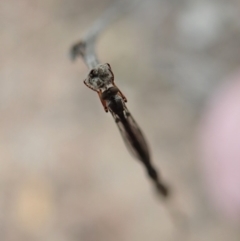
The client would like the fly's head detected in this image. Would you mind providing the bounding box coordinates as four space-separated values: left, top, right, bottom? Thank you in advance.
85 63 114 91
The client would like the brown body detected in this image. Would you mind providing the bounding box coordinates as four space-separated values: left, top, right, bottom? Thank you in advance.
83 63 169 197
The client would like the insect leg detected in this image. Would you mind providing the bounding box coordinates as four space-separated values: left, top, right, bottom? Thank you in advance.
106 63 127 103
84 79 96 91
84 80 108 112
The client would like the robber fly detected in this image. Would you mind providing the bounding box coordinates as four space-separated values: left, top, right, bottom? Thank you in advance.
82 63 168 197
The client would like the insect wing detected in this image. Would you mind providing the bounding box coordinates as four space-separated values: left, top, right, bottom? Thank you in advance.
112 108 150 162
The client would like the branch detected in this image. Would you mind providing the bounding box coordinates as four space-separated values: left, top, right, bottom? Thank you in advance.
70 0 144 69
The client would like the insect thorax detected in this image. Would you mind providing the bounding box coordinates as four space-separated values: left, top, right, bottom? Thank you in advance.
85 63 114 91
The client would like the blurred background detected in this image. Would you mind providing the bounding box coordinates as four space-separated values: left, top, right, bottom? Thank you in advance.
1 0 240 240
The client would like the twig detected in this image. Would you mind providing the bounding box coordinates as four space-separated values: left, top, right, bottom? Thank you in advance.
70 0 144 68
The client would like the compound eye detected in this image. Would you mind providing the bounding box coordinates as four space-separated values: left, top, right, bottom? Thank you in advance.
89 69 95 78
89 68 99 78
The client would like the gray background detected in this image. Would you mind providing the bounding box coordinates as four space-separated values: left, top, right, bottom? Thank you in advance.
1 0 240 240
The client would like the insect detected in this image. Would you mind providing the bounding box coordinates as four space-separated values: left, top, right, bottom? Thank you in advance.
82 63 169 197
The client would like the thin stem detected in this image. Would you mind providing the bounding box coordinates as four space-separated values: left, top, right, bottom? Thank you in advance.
70 0 144 69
